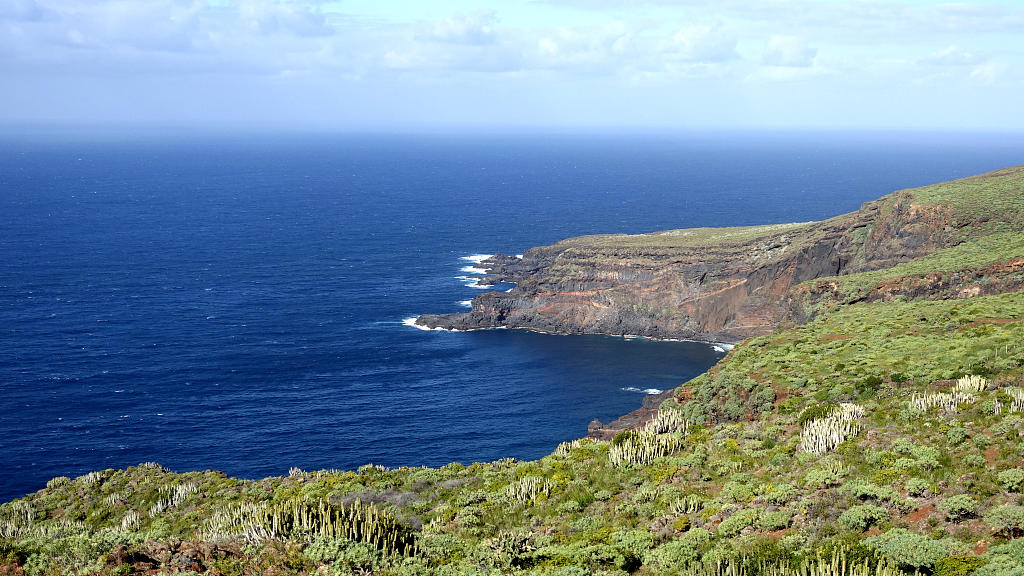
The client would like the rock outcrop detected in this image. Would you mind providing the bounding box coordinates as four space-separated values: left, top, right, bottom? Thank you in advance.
418 186 959 342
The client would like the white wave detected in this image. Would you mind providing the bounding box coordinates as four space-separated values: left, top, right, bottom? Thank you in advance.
621 387 663 395
455 275 493 289
515 254 524 259
712 345 726 353
713 343 735 352
460 254 493 264
458 300 473 308
460 265 488 274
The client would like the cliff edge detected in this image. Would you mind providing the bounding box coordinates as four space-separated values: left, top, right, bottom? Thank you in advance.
419 166 1024 342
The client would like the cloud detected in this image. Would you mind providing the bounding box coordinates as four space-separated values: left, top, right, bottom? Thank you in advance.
919 45 982 67
762 35 816 67
970 61 1007 85
660 24 737 63
419 11 498 45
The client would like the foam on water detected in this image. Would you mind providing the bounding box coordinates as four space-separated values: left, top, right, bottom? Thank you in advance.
459 300 473 308
402 317 461 332
621 387 663 395
455 276 493 289
460 254 493 264
460 265 488 274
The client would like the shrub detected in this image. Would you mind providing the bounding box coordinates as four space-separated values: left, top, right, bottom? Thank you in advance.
906 478 930 497
965 454 989 468
975 538 1024 576
934 555 987 576
804 468 843 488
717 509 758 537
673 516 691 532
46 477 71 490
865 528 947 570
839 504 889 531
997 469 1024 493
798 403 839 426
759 510 792 531
643 528 711 568
947 427 970 446
720 482 754 504
985 505 1024 538
938 495 978 521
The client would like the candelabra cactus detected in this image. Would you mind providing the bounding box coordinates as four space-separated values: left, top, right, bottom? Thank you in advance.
554 439 585 457
121 509 141 531
956 375 988 393
608 430 684 466
506 477 554 505
205 498 419 556
798 403 865 455
149 481 199 517
908 391 975 413
644 410 689 434
670 494 705 515
1006 388 1024 413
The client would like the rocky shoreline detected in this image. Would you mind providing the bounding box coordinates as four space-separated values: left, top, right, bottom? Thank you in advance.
417 187 963 432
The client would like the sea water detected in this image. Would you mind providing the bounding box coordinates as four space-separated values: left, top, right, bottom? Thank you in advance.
1 129 1021 501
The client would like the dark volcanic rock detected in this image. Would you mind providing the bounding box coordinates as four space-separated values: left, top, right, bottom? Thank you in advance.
418 187 956 342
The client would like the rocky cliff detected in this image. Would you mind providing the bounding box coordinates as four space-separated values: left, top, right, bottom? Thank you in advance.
416 169 986 342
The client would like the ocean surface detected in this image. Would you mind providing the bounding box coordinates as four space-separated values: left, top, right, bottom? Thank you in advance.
1 129 1022 502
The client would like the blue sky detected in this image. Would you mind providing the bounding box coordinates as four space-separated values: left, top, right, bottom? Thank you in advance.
2 0 1022 131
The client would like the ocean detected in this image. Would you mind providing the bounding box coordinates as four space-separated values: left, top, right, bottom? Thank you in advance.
1 129 1022 502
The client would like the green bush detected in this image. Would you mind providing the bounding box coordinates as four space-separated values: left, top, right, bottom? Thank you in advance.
643 528 711 568
839 504 889 531
947 427 970 446
799 403 839 426
976 538 1024 576
758 510 792 531
984 505 1024 537
934 555 987 576
938 495 978 521
997 468 1024 492
906 478 930 497
673 515 691 532
865 528 947 570
717 509 758 537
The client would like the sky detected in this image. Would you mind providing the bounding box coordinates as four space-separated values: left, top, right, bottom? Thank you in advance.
2 0 1023 131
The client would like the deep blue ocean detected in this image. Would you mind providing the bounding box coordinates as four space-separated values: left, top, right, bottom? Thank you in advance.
1 130 1022 502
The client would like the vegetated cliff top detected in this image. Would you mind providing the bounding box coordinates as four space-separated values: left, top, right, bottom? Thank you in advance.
2 166 1024 576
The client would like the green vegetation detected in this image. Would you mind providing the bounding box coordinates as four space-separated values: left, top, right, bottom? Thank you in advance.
2 166 1024 574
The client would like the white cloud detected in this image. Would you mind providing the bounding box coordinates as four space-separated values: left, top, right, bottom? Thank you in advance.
919 45 982 67
762 35 815 67
970 61 1007 85
661 24 736 64
419 11 497 45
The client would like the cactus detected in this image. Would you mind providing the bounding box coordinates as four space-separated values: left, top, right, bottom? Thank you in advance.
645 410 689 434
670 494 705 515
1006 388 1024 413
798 403 865 455
149 481 199 517
554 439 585 457
908 391 975 413
204 498 418 556
506 477 554 505
608 430 684 466
121 509 141 531
956 375 988 393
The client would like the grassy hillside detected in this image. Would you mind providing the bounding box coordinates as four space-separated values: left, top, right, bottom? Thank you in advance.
2 167 1023 576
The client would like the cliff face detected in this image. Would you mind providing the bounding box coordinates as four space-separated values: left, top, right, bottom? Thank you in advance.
417 184 963 342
